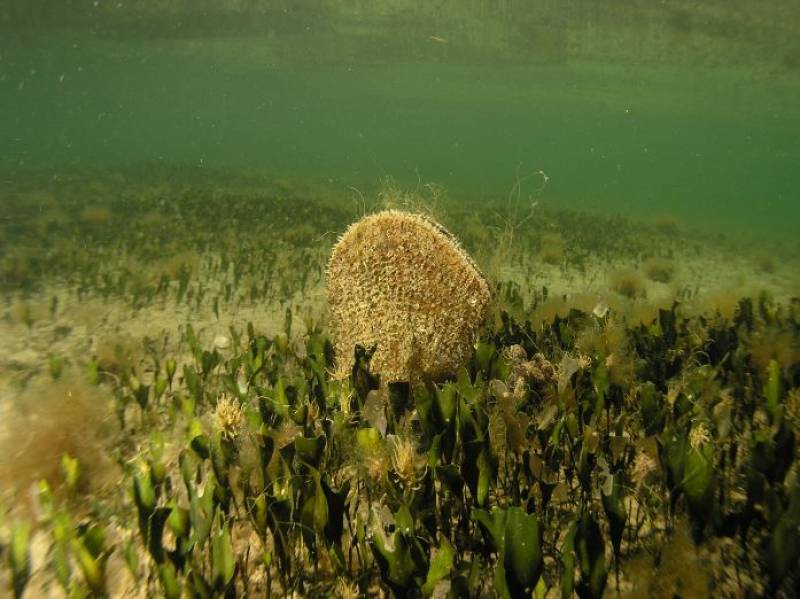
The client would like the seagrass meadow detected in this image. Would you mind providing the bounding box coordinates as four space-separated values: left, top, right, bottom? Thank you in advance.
3 2 800 598
0 167 799 598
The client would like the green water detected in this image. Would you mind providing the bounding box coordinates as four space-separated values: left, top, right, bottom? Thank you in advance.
2 8 800 596
2 8 800 239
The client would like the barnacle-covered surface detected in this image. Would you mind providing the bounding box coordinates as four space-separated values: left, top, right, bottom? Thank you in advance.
327 210 491 384
0 169 799 598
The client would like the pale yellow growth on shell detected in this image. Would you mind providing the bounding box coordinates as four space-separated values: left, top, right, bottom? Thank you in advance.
326 210 491 383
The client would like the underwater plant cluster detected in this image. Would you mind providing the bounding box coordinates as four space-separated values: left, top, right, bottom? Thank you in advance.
3 292 799 597
0 169 799 597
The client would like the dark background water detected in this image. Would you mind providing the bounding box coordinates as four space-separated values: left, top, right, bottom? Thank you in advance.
1 2 799 239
